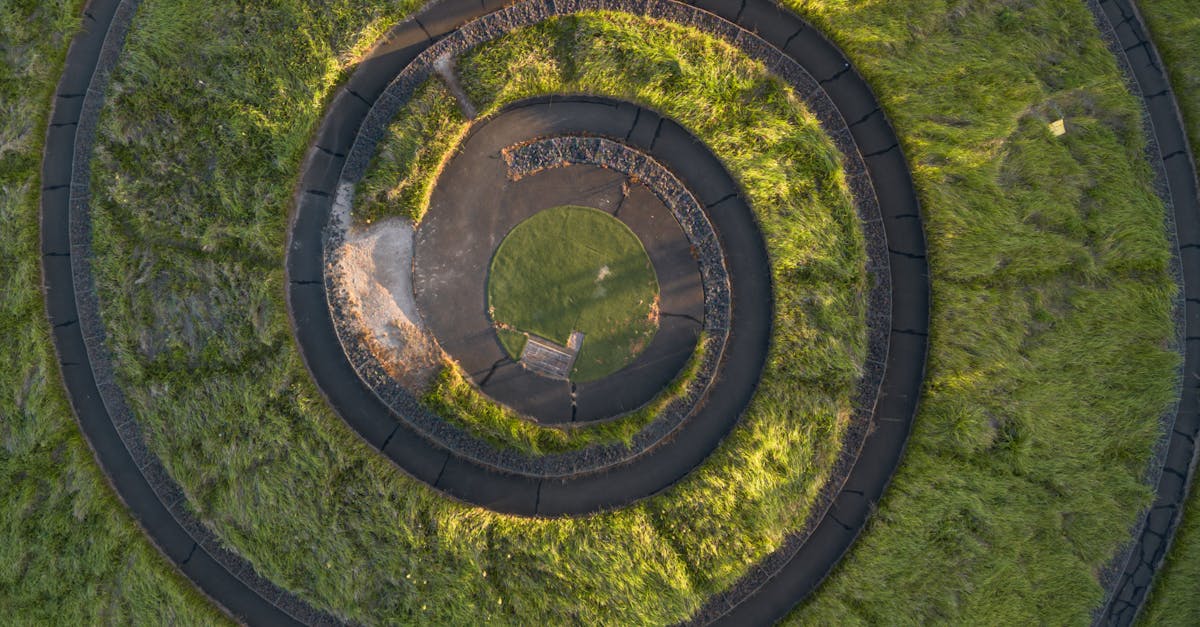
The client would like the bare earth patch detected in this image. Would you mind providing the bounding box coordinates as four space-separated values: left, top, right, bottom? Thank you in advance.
331 216 442 389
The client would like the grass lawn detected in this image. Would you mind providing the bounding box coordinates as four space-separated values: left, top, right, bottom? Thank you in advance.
7 1 1177 625
1137 0 1200 623
488 205 660 381
0 0 227 622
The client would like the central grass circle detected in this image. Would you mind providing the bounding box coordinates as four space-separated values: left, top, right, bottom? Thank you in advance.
488 205 660 382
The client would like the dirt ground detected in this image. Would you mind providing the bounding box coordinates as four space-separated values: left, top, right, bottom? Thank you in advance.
332 216 442 390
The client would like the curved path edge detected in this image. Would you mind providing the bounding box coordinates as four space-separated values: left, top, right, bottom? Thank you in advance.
39 0 340 624
1088 0 1200 625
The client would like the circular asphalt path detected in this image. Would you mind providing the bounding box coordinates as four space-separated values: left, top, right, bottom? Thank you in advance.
1088 0 1200 624
288 0 929 622
413 100 711 424
313 91 773 515
39 0 1200 624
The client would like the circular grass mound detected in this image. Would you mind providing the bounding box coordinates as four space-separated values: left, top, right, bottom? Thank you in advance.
488 205 660 381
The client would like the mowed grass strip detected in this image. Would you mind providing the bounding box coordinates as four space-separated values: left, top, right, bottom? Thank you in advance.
0 0 228 622
488 205 659 381
1137 1 1200 623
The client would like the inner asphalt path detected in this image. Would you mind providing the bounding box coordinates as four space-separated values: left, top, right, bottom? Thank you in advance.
414 99 710 424
304 89 774 514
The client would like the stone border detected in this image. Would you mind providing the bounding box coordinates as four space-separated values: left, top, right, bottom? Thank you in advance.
327 128 735 475
38 0 340 624
1087 1 1200 625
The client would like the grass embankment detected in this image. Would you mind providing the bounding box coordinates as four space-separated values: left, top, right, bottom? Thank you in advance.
77 1 1178 624
89 8 860 623
424 333 706 453
354 79 468 224
0 0 226 622
778 1 1178 623
1138 1 1200 624
488 205 660 381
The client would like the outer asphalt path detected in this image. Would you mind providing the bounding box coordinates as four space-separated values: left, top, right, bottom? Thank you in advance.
1089 0 1200 624
39 0 337 623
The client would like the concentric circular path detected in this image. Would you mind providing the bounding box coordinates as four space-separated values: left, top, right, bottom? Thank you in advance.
289 0 930 622
315 91 771 515
31 0 1024 624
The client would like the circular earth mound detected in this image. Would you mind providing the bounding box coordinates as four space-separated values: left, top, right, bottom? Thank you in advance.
488 205 660 381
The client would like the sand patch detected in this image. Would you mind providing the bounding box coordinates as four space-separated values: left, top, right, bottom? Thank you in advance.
332 216 441 389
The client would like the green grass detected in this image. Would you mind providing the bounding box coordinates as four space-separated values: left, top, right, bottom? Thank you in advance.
52 1 1180 625
368 11 864 455
87 8 859 623
1137 1 1200 624
1141 0 1200 162
0 0 228 622
488 205 660 381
